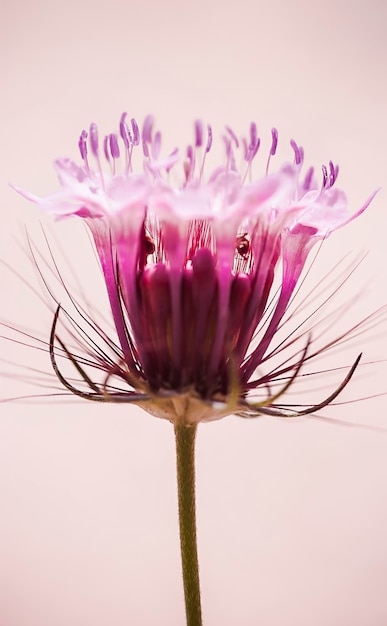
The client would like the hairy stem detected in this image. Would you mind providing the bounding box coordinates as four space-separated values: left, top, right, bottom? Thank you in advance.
174 423 202 626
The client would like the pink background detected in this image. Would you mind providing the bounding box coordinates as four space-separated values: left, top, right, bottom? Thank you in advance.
1 0 387 624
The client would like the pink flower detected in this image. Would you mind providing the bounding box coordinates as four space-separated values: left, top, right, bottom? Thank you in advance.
14 114 376 424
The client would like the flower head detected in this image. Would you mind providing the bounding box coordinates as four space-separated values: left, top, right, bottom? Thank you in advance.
14 114 377 424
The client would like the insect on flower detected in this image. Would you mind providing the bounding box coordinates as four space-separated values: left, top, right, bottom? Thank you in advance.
11 114 378 425
235 233 250 258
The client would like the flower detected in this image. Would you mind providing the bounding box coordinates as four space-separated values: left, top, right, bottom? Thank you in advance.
13 114 377 424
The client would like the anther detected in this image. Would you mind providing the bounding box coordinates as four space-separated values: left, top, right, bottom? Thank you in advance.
103 135 110 162
253 137 261 156
250 122 257 148
142 115 154 144
78 130 88 160
329 160 338 186
89 123 99 157
290 139 301 165
194 119 203 147
119 113 132 149
223 136 236 171
225 125 239 148
270 128 278 156
184 145 195 181
242 137 249 160
131 118 140 146
206 124 213 153
165 147 179 173
266 128 278 174
303 166 314 190
199 124 212 181
321 164 328 188
186 145 194 172
109 133 120 159
152 131 161 159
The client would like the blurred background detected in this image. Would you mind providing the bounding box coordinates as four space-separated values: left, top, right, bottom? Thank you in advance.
1 0 387 624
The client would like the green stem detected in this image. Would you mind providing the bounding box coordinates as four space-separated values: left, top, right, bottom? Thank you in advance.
174 423 202 626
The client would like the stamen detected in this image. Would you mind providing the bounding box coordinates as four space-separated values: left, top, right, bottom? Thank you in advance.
206 124 213 153
109 133 120 159
242 134 261 184
250 122 257 149
103 135 110 163
131 118 140 146
146 150 179 175
242 137 249 160
199 124 212 181
119 113 132 149
321 164 328 188
329 160 339 186
246 137 260 163
290 139 302 165
186 145 195 180
183 160 190 183
225 125 239 148
194 119 203 147
142 114 154 144
230 149 236 172
266 127 278 174
89 123 105 188
119 113 134 174
89 123 99 157
270 128 278 156
109 133 120 176
152 131 161 159
252 137 261 158
165 148 179 174
303 166 314 190
78 130 89 171
223 136 236 171
246 122 261 163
